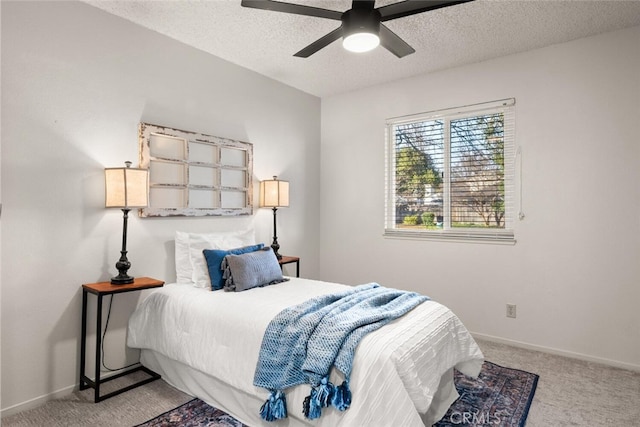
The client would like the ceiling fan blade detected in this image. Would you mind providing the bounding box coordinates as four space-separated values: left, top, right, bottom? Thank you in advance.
378 0 474 22
241 0 342 21
294 27 343 58
379 23 415 58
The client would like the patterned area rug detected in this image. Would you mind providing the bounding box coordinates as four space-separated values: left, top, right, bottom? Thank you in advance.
134 397 249 427
435 361 539 427
136 361 538 427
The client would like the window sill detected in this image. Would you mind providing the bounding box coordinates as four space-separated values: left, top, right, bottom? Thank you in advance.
383 229 516 245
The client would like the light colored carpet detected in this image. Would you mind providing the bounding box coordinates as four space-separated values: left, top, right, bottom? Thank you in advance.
2 339 639 426
1 371 192 427
477 339 640 427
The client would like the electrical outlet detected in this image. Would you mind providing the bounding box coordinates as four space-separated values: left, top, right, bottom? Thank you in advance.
506 304 517 318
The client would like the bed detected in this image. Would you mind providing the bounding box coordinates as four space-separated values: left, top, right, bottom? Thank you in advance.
127 230 484 427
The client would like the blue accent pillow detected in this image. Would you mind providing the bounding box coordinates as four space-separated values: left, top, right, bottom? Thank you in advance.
203 244 264 290
222 247 289 292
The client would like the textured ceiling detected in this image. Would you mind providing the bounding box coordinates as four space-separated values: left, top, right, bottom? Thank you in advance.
85 0 640 97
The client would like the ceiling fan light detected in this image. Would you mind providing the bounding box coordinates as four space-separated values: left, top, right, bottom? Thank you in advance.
343 32 380 53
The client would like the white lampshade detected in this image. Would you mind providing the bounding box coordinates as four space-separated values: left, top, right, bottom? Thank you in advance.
105 162 149 208
259 176 289 208
343 32 380 53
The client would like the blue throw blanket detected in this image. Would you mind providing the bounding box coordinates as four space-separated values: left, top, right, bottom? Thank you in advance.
253 283 429 421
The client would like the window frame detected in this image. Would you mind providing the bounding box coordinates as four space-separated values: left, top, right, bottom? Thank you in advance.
139 122 253 218
384 99 516 244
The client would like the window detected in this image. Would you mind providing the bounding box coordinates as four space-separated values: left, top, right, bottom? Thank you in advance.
385 99 515 243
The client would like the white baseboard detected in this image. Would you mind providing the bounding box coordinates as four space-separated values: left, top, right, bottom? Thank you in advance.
0 384 76 419
472 332 640 373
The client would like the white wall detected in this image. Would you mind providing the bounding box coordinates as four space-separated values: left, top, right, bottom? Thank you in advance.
320 26 640 370
1 1 320 413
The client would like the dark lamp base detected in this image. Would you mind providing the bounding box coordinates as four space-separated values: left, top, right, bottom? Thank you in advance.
111 275 134 285
112 209 134 285
271 243 282 260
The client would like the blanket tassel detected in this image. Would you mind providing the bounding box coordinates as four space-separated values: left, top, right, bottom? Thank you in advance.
303 377 334 419
331 379 352 411
260 390 287 422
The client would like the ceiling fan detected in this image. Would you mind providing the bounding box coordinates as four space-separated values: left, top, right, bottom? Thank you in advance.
241 0 474 58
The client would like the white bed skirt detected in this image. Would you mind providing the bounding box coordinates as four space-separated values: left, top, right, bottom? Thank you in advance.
141 349 459 426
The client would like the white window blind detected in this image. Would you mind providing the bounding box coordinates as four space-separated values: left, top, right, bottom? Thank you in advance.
385 99 516 243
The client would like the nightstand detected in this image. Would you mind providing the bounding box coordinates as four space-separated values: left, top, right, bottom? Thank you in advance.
278 255 300 277
80 277 164 402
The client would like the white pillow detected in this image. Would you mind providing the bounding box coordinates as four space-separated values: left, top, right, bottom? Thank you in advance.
175 231 192 284
174 229 256 287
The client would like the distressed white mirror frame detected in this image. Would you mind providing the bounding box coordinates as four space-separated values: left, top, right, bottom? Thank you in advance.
138 122 253 217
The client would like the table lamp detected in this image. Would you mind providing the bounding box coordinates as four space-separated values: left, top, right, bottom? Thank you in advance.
259 176 289 259
104 161 148 284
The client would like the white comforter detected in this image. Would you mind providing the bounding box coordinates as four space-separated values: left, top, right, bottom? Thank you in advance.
128 278 484 426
